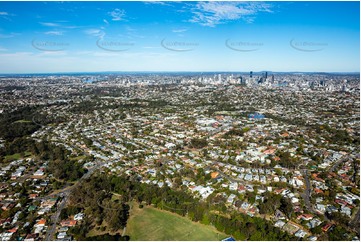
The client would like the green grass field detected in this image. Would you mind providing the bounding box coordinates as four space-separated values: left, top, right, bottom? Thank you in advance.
4 153 21 162
126 205 228 241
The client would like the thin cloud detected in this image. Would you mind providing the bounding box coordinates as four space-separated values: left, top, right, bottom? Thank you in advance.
108 8 126 21
39 21 81 29
38 50 68 57
84 29 105 39
124 26 145 39
0 32 19 38
143 46 161 49
103 19 109 25
63 25 82 29
125 26 136 32
143 1 172 6
45 31 64 36
40 22 61 27
0 52 33 58
172 28 188 33
189 2 273 27
0 11 14 21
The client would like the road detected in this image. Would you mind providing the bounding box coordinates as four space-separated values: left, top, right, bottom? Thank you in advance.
214 168 240 183
301 169 312 211
44 160 106 240
44 190 70 240
328 156 348 173
302 169 331 222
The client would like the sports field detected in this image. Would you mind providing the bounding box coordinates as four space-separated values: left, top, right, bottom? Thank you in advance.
126 205 228 241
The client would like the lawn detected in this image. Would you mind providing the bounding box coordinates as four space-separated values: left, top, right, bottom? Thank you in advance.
70 155 87 161
126 205 228 241
4 153 21 162
3 152 33 163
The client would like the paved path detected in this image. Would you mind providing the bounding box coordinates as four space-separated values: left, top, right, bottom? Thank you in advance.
121 226 127 237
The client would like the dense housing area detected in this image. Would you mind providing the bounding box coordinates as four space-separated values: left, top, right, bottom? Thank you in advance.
0 72 359 241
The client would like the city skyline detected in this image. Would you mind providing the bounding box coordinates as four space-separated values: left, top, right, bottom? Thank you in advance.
0 1 360 73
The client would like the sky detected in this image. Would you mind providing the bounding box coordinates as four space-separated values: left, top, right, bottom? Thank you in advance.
0 1 359 73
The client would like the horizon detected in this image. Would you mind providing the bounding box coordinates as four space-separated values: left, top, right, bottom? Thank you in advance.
0 1 360 73
0 70 360 76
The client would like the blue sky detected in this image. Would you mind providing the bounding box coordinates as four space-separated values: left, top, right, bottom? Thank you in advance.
0 1 359 73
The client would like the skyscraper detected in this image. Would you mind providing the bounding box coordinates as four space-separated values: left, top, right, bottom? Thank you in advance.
342 84 348 92
250 71 253 78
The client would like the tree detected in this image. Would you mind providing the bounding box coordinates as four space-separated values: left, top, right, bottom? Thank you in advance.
233 230 247 241
201 213 210 225
245 222 256 238
280 197 293 219
190 138 208 149
105 203 129 231
250 230 263 241
328 225 348 241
